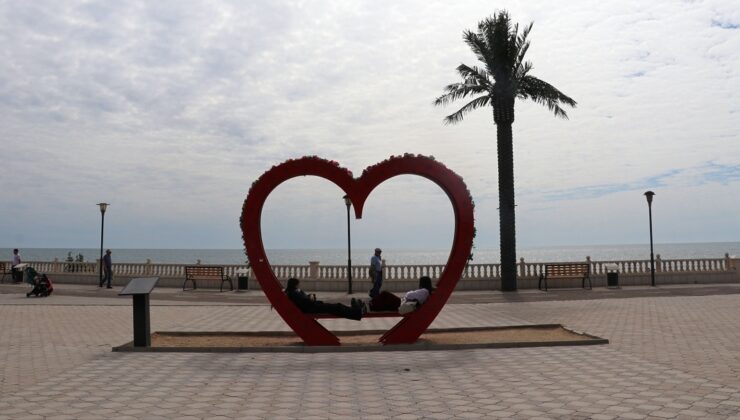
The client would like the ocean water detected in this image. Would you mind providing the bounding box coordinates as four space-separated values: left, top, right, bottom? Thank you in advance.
3 242 738 265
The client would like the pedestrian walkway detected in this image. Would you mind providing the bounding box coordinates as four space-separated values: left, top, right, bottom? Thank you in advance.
1 283 740 418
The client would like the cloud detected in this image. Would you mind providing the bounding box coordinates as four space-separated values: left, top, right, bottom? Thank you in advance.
537 169 678 201
0 0 738 250
535 160 739 201
711 19 739 30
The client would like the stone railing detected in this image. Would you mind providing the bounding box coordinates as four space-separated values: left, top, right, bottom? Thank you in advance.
518 255 732 278
22 261 98 274
6 254 737 290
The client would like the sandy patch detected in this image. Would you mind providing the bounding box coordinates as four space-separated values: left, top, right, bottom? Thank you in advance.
147 325 600 349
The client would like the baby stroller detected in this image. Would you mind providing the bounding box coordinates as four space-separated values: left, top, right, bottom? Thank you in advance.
25 266 54 298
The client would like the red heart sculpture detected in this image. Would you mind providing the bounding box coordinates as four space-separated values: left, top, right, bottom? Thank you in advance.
241 155 474 345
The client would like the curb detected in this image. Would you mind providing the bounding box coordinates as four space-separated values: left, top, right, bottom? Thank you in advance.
112 324 608 354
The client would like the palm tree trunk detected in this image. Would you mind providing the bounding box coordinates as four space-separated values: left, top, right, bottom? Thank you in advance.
496 121 517 291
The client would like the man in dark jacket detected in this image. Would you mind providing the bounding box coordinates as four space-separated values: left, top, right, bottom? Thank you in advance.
100 249 113 289
285 278 365 320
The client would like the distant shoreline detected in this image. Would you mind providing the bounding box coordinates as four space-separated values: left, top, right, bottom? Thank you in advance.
3 242 738 265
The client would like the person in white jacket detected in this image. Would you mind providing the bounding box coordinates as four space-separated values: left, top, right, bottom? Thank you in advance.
368 276 435 313
11 249 22 283
399 276 434 314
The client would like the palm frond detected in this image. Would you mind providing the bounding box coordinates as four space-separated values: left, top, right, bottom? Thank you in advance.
434 63 492 107
443 95 491 125
436 9 576 124
462 30 493 70
456 64 493 86
515 23 533 66
434 82 488 107
509 23 521 65
485 12 514 72
518 75 577 119
513 61 533 86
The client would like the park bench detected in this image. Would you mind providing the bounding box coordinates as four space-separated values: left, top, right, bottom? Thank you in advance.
0 262 10 283
538 263 592 291
183 265 233 292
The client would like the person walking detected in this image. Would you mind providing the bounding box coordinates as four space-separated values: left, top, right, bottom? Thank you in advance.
369 247 383 298
100 249 113 288
11 249 22 283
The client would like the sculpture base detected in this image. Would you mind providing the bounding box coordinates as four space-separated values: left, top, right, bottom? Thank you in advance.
113 325 607 353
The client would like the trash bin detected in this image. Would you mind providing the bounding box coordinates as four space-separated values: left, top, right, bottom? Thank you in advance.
235 269 249 291
605 264 619 288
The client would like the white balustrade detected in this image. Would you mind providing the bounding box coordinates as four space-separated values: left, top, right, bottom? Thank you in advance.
660 258 726 272
10 255 734 282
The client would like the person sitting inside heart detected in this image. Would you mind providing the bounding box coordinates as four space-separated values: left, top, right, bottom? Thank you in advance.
285 278 367 320
369 276 434 314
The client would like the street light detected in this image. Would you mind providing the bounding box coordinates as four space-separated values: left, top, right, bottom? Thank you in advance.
97 202 109 286
644 191 655 287
343 195 353 294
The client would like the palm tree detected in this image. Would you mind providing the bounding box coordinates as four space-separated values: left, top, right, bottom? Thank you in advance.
434 11 576 291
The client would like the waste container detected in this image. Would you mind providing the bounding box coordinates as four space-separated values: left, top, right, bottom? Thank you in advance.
605 264 619 288
235 269 249 291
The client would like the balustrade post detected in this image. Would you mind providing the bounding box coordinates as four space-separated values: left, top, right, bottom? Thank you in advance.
725 253 732 270
309 261 319 280
655 254 662 272
519 258 526 278
53 258 60 273
145 259 152 275
730 256 740 273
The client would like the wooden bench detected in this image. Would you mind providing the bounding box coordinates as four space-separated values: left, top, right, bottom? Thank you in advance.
183 266 233 292
0 262 10 283
538 263 592 291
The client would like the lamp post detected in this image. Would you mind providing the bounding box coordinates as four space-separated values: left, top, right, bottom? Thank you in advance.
644 191 655 287
343 195 353 294
97 203 109 286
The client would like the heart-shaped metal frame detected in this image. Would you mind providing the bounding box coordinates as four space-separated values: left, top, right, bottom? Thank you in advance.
241 155 474 345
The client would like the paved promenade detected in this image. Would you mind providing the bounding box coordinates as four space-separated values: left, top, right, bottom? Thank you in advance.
2 283 740 419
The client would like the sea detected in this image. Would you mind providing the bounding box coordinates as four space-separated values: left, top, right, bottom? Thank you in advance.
3 242 738 265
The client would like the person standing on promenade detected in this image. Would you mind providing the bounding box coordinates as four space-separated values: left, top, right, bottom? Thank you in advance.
100 249 113 289
11 249 22 283
369 247 383 298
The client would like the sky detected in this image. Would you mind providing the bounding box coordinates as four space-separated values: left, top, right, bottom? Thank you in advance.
1 0 738 253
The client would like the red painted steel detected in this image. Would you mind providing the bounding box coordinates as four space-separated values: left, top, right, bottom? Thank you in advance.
241 155 475 345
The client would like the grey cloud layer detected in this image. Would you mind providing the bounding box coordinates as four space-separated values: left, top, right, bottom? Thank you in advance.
1 0 738 248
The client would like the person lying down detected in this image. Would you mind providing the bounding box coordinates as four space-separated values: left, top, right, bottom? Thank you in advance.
369 276 434 314
285 277 367 321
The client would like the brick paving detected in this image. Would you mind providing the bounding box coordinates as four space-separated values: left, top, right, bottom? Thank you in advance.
1 283 740 418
